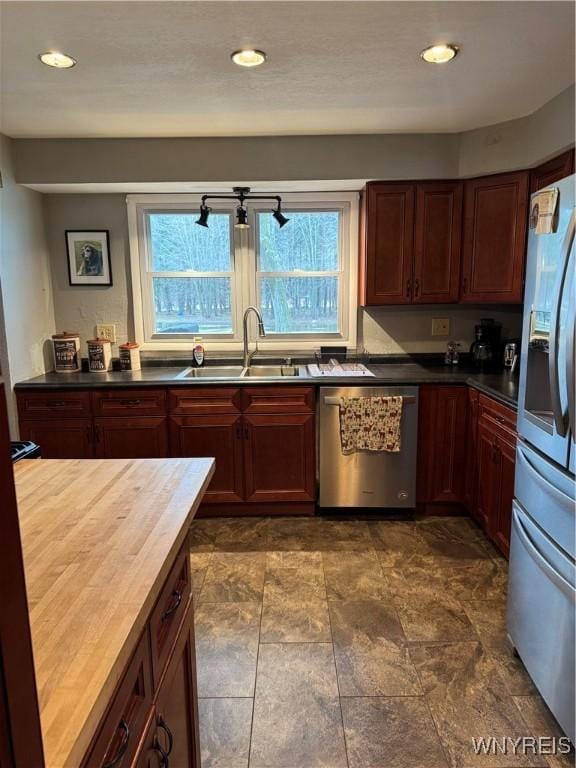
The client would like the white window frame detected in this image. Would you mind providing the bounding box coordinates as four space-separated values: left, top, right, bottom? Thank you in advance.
127 192 359 352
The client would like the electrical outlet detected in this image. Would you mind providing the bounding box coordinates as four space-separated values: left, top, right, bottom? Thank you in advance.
96 324 117 343
431 318 450 337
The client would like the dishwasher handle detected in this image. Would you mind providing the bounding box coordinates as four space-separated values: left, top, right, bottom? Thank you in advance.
323 395 416 406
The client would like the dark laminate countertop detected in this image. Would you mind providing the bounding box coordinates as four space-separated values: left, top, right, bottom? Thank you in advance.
15 363 519 408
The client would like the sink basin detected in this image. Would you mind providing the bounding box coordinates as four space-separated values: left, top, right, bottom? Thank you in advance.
242 365 300 377
175 366 244 379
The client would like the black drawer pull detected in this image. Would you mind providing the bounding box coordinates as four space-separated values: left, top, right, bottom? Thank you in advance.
156 715 174 756
152 738 169 768
50 401 67 408
161 589 182 621
103 718 130 768
119 399 141 407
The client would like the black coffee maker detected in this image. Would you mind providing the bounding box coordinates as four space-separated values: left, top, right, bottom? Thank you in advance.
470 318 502 370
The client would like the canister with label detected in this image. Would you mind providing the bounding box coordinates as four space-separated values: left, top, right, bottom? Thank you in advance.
87 338 113 373
119 342 141 371
52 332 81 373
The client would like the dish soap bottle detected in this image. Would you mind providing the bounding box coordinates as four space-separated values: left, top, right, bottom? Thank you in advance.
192 337 205 367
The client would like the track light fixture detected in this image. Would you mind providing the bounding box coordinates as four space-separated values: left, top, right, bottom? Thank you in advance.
195 187 289 230
196 204 211 227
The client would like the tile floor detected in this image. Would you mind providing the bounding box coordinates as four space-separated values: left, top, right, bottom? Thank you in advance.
189 515 573 768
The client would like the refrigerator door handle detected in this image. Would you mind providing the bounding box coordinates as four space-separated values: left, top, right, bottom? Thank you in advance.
512 506 574 597
549 209 575 438
566 272 576 437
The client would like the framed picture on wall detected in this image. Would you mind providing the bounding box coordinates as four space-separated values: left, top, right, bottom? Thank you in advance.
66 230 112 286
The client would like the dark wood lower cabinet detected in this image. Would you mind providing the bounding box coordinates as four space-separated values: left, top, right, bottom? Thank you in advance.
243 413 316 502
169 414 244 503
134 600 199 767
20 417 94 458
94 417 168 458
464 388 479 514
472 396 517 557
153 600 200 768
417 385 468 510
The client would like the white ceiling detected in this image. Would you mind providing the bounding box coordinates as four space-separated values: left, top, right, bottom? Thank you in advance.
0 1 574 138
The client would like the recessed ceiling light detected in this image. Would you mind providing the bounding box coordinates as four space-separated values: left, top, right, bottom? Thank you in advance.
231 49 266 68
38 51 77 69
420 44 459 64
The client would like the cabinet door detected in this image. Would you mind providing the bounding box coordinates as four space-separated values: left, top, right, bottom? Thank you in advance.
490 435 516 558
154 600 200 768
360 183 414 305
530 149 575 193
475 419 497 532
243 413 315 502
94 417 167 458
19 418 94 458
133 714 164 768
461 171 529 303
169 414 244 503
429 387 468 503
464 388 479 515
413 182 463 303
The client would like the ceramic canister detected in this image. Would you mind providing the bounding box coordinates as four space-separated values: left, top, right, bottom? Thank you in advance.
87 338 113 372
52 332 81 373
119 342 141 371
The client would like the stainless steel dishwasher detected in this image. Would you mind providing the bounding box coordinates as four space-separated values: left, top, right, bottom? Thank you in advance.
318 386 418 508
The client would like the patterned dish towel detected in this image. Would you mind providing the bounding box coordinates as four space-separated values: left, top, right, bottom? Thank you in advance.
339 396 403 454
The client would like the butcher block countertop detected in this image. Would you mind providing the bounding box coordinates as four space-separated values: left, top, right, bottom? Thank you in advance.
14 457 215 768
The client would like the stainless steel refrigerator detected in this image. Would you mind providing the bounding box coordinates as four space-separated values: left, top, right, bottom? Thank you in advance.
508 173 575 742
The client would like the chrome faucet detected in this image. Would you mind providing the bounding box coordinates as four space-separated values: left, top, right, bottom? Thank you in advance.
243 306 266 368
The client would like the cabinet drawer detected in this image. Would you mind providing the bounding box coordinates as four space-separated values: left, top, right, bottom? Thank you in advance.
150 543 191 688
478 394 516 438
241 386 315 414
92 390 166 417
17 390 91 419
83 630 153 768
168 387 241 415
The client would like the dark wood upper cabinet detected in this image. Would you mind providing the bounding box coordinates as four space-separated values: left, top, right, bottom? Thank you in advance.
413 182 463 304
530 148 575 193
461 171 529 303
359 182 414 305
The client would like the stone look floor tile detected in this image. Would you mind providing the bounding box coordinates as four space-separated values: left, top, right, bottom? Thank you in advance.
441 560 508 601
385 566 478 642
410 641 547 767
369 520 432 567
190 552 212 596
249 643 348 768
213 518 271 552
462 601 537 695
329 600 422 695
513 696 575 768
199 553 266 603
198 698 253 768
323 551 390 600
341 696 449 768
260 552 331 642
195 602 261 697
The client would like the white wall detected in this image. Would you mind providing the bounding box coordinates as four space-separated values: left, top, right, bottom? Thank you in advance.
44 194 133 346
359 305 522 356
459 86 575 177
0 135 55 434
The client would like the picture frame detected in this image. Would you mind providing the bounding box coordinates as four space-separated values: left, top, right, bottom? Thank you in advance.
66 230 113 286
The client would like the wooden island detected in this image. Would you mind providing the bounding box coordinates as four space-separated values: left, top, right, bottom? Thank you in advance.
14 456 214 768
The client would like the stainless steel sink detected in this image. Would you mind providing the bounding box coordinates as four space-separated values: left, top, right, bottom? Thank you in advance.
242 365 300 377
175 366 244 379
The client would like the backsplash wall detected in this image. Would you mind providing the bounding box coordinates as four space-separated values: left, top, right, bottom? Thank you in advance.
359 306 523 356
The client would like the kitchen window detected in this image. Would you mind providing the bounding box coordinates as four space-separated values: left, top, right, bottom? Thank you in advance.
128 193 358 351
